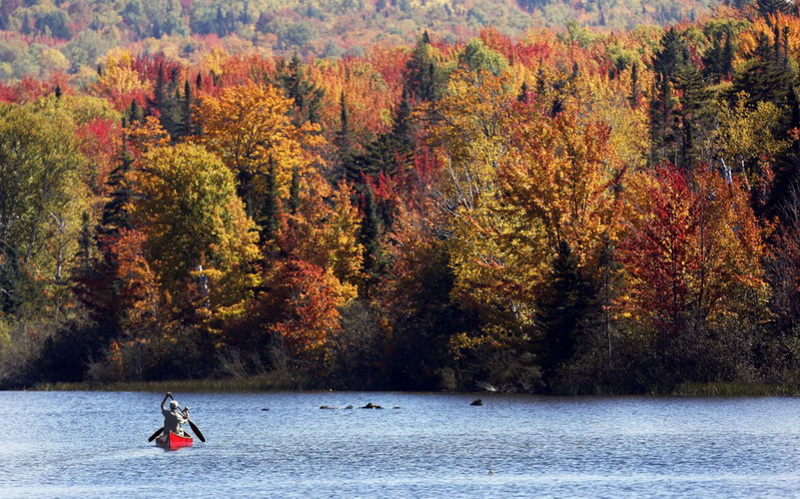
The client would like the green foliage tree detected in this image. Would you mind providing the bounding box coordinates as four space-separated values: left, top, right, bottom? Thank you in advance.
0 102 88 318
277 54 324 125
406 31 447 102
536 240 598 387
130 142 259 304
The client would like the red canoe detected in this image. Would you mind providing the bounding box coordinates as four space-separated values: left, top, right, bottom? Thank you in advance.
156 431 193 449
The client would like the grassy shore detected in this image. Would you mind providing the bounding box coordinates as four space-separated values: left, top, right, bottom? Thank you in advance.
22 378 800 396
31 373 320 392
670 381 800 396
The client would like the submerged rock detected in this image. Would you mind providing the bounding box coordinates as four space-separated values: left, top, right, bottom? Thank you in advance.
320 405 337 410
471 399 483 406
344 405 353 409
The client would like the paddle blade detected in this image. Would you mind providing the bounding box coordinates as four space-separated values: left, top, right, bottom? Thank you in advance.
188 420 205 442
148 428 164 442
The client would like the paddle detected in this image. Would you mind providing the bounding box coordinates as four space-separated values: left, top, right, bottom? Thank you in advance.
187 419 205 442
182 406 206 443
148 428 164 442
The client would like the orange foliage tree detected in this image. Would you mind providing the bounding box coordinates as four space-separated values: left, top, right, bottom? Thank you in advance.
196 82 324 220
620 165 765 333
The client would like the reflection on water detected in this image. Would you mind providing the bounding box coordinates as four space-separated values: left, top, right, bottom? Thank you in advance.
1 391 799 497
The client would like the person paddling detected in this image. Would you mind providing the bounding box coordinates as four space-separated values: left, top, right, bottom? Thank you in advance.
161 392 188 437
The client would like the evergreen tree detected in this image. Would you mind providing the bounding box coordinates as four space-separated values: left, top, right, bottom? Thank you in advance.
756 0 791 19
703 32 734 83
518 81 530 103
653 28 689 79
260 156 281 243
335 90 355 175
148 65 183 140
288 165 300 215
98 138 134 241
673 64 712 170
278 54 324 125
180 79 195 138
536 240 597 387
128 99 144 124
629 62 640 108
406 31 445 102
346 87 416 182
650 28 692 165
733 31 794 108
392 85 414 153
358 183 385 294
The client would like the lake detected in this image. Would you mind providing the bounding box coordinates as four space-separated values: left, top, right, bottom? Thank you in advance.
1 391 799 497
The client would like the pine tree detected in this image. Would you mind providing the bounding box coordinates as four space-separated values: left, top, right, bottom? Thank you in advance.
346 87 417 182
518 81 530 103
181 79 194 137
733 32 794 108
288 165 300 215
649 74 679 165
128 99 144 124
536 240 597 386
653 28 689 79
278 54 324 125
406 31 444 102
673 64 712 170
359 183 384 294
756 0 791 19
629 62 640 108
335 90 354 175
98 138 134 241
260 156 281 243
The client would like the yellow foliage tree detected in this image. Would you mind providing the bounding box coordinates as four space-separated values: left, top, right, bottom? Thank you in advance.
128 142 260 317
196 83 325 220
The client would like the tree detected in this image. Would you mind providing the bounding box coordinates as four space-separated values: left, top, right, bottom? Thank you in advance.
756 0 792 19
277 54 324 125
620 165 764 333
406 31 446 102
359 182 385 291
733 30 794 109
0 102 89 319
537 240 597 385
671 64 713 170
129 142 260 312
196 83 324 230
458 39 509 76
269 259 351 372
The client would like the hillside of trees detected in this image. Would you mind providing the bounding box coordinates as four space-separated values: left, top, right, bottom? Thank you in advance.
3 0 800 393
0 0 719 82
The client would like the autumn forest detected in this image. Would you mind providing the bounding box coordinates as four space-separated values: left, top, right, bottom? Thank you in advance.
2 0 800 394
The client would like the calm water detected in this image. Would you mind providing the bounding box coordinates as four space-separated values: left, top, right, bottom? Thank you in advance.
1 392 800 498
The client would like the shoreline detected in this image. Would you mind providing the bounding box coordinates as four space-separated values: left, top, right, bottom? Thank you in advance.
12 378 800 396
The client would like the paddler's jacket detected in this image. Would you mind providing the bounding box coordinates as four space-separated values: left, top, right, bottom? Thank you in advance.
161 406 187 434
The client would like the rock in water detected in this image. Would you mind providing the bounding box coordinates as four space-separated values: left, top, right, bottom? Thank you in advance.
471 399 483 406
